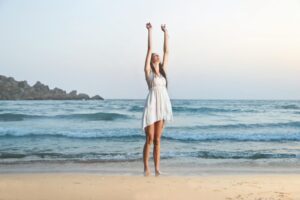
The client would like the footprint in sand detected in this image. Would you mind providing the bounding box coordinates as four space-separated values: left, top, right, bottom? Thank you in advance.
274 191 292 200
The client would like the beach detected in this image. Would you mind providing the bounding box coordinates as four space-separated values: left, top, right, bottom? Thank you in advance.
1 100 300 199
0 173 300 200
1 0 300 198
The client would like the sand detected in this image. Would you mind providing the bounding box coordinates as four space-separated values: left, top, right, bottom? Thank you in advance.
0 173 299 200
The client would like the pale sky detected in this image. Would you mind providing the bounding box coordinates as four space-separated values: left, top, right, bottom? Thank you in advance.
0 0 299 99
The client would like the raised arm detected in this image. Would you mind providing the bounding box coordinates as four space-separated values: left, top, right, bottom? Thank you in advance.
144 22 152 88
161 24 169 72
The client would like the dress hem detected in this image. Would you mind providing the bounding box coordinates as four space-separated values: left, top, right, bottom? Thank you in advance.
142 116 173 132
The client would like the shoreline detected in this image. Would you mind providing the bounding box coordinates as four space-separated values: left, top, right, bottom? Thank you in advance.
0 172 300 200
1 168 300 178
1 160 300 176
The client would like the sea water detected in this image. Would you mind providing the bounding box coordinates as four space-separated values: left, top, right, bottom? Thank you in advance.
0 99 299 175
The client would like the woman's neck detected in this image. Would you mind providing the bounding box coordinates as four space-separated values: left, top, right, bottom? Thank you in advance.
152 63 160 75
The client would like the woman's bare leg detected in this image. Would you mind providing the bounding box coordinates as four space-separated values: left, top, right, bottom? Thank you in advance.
153 120 164 176
143 124 154 176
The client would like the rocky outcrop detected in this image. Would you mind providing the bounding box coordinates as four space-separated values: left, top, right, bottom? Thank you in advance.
0 75 104 100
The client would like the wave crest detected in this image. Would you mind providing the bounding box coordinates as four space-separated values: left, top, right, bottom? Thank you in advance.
0 112 131 122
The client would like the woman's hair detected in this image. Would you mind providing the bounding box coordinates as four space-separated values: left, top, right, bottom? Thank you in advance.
150 62 168 89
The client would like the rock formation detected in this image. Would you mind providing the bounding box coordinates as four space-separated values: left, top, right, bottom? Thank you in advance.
0 75 104 100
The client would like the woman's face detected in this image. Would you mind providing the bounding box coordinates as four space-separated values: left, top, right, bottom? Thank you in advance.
151 53 160 64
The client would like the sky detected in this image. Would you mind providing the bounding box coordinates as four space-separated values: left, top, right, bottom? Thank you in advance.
0 0 299 99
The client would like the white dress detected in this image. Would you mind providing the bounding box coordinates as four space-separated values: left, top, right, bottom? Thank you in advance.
141 70 174 132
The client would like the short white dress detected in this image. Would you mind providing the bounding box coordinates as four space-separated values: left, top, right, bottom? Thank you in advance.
141 70 174 132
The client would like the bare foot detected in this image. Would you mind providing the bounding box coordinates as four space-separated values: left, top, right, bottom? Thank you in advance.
155 170 162 177
144 169 151 177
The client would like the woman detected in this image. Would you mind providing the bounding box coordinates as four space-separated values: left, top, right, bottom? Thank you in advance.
141 22 174 177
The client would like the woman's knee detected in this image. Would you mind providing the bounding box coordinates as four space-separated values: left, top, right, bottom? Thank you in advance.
146 136 154 145
153 137 161 145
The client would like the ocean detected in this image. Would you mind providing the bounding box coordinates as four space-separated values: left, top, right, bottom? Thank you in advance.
0 99 300 175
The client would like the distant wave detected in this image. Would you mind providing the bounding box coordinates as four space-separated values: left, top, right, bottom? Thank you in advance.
0 113 41 121
129 103 300 113
0 112 131 122
55 112 131 121
172 106 257 113
127 105 259 113
162 134 300 142
128 105 144 112
0 151 140 161
0 150 297 162
277 104 300 110
168 121 300 130
0 132 141 139
1 131 300 142
163 150 298 159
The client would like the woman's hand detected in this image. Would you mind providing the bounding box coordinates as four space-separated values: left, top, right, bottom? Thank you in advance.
161 24 167 32
146 22 152 30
